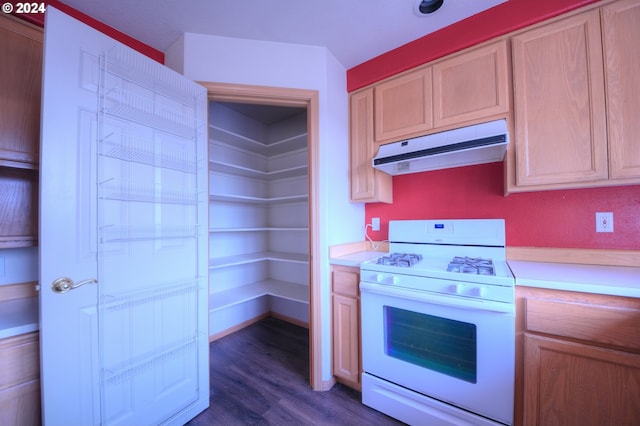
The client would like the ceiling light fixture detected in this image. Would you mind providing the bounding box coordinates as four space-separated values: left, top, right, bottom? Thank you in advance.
414 0 444 15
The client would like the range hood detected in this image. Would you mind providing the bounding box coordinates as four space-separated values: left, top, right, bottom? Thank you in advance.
373 119 508 175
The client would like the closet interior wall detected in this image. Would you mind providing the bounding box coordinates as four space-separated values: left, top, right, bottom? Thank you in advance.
208 102 309 339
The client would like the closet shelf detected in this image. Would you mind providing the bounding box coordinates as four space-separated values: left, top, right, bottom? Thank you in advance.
209 160 307 180
209 193 308 204
99 278 203 310
99 134 199 174
209 251 309 269
209 227 308 233
103 337 198 386
0 159 38 171
0 236 37 249
99 225 202 243
102 88 200 139
209 279 309 311
104 46 204 105
209 125 307 156
99 182 199 205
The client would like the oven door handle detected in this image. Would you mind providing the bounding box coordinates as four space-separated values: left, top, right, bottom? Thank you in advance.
359 281 515 314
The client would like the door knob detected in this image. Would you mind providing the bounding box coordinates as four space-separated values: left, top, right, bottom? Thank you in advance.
51 277 98 294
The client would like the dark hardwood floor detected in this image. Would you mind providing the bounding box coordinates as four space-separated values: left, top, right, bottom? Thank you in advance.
187 316 404 425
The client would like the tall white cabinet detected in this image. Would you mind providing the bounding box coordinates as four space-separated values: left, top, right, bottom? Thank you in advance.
208 102 310 338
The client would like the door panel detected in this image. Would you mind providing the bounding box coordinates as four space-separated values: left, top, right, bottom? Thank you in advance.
40 7 209 425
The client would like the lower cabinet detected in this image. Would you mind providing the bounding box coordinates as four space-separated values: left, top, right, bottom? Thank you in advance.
331 265 361 390
0 332 41 426
515 287 640 426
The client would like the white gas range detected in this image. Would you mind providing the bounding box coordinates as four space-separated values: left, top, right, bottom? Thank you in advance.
360 219 515 425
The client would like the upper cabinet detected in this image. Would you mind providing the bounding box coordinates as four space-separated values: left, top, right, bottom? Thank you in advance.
0 15 42 248
0 15 42 168
350 88 393 203
372 40 510 146
349 40 510 203
374 67 433 144
432 41 510 128
508 0 640 192
511 10 608 188
601 0 640 180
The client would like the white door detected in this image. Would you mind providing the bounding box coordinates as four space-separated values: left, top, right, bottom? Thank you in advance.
39 6 209 425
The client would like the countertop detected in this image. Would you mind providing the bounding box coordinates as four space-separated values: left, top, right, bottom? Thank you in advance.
329 249 640 299
508 260 640 298
0 296 38 339
329 250 384 267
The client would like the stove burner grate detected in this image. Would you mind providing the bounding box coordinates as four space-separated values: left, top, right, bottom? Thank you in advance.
447 256 495 275
377 252 423 267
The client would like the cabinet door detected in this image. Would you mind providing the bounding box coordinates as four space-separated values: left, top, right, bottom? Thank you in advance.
332 265 361 389
332 293 360 387
0 333 40 426
0 15 42 167
602 0 640 181
512 10 608 187
349 89 392 203
524 333 640 426
374 67 433 143
433 41 509 128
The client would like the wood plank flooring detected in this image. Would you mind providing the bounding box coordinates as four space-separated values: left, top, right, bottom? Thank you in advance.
186 316 404 425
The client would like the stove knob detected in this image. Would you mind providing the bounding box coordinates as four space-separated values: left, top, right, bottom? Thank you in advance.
471 287 486 297
392 276 400 285
451 284 464 295
376 274 384 283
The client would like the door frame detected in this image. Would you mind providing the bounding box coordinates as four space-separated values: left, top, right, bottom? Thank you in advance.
200 82 322 390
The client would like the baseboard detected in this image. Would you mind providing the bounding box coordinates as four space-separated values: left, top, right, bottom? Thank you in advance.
321 376 337 391
269 311 309 329
208 312 270 342
208 311 309 342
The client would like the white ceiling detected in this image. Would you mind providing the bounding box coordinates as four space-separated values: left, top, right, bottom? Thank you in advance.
59 0 507 69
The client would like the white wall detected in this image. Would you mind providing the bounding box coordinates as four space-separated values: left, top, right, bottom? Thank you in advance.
165 33 364 384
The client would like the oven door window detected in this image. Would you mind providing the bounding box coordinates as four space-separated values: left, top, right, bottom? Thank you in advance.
384 306 477 383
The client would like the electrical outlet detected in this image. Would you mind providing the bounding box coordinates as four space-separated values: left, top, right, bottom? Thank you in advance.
595 212 614 233
372 217 380 231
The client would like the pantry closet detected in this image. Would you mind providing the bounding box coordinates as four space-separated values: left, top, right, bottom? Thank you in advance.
208 101 310 338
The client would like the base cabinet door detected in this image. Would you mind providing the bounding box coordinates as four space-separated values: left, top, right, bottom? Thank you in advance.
0 332 40 426
524 333 640 426
516 286 640 426
331 265 361 390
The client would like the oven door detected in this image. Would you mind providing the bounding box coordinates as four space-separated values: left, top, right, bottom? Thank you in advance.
360 280 515 425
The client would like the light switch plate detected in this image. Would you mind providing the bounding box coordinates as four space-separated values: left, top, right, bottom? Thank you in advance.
595 212 614 233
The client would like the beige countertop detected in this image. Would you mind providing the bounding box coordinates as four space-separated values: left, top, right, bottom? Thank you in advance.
508 260 640 298
329 250 384 267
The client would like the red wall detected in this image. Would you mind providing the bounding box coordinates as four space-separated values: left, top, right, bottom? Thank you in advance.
365 164 640 249
347 0 599 91
8 0 164 63
351 0 640 250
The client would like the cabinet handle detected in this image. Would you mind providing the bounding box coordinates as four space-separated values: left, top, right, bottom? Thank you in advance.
51 277 98 294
